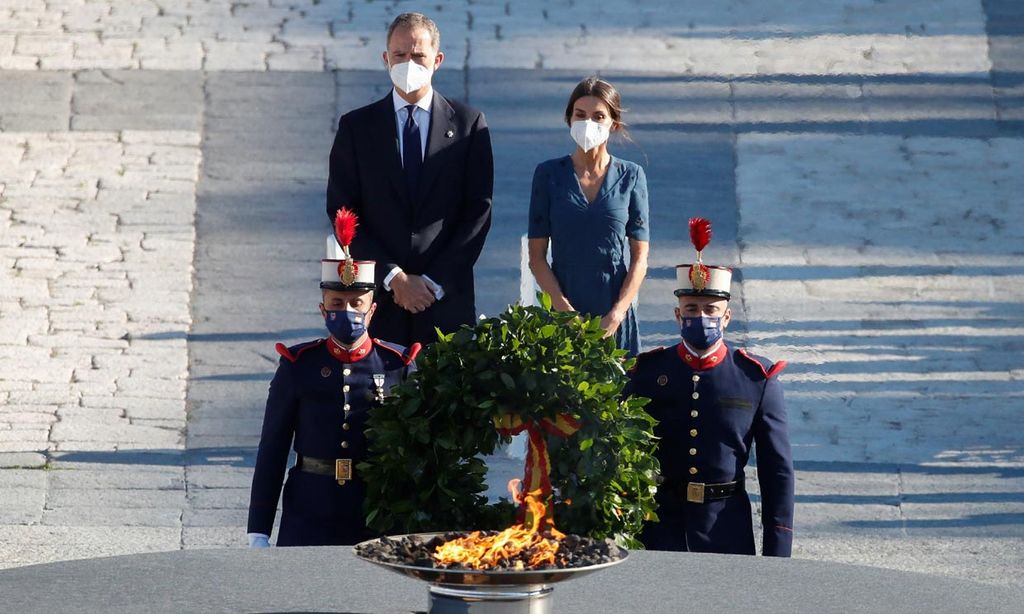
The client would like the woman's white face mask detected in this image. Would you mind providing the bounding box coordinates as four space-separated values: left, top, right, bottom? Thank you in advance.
570 119 611 153
389 60 433 94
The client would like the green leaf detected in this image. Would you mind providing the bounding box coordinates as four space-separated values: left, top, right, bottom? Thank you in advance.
361 299 660 542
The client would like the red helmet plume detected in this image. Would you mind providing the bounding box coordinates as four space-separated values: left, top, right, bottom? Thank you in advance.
689 217 711 255
334 208 358 256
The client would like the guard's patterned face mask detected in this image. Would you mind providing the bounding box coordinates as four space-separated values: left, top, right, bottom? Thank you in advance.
680 315 722 350
324 309 367 344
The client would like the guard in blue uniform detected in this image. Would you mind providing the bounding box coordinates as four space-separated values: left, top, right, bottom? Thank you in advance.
625 218 794 556
247 210 420 547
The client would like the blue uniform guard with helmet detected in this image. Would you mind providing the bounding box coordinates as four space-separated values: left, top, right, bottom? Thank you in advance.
625 217 795 556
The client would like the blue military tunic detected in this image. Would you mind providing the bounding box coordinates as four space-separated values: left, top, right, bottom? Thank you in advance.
625 342 794 556
247 336 418 546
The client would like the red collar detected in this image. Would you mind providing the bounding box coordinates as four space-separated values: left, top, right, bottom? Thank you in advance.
677 342 728 370
326 336 373 363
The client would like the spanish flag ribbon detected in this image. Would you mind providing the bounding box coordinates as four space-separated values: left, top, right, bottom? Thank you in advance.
494 413 582 524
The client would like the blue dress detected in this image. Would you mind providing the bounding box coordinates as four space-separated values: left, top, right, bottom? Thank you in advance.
528 155 650 355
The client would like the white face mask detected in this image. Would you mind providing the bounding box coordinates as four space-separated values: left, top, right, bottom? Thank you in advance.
570 119 611 153
389 60 433 94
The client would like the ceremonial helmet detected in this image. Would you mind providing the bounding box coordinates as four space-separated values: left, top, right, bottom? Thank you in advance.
674 217 732 300
321 208 376 292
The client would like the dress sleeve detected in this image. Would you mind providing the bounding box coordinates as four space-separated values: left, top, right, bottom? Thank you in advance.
753 375 795 557
626 165 650 242
247 358 299 536
527 163 551 239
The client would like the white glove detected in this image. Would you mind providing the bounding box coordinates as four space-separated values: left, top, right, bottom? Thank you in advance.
247 533 270 548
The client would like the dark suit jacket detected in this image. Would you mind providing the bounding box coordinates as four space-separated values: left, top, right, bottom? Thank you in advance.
326 91 494 345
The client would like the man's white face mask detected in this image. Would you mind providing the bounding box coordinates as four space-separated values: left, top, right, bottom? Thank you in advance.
389 60 433 94
570 119 611 153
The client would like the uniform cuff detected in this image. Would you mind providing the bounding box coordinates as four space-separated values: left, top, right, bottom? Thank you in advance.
247 533 271 548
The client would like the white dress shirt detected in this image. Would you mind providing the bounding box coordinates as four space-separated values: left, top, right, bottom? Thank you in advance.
384 87 444 300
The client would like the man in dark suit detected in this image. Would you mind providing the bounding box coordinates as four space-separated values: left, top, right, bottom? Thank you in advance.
326 12 494 346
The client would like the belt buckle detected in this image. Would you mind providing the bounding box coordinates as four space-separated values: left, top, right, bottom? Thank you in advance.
686 482 705 504
335 459 352 486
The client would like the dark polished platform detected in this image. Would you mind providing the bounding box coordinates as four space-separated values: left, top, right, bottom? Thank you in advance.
1 547 1021 613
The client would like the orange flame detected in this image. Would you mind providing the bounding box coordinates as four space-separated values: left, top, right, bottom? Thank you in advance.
432 479 565 570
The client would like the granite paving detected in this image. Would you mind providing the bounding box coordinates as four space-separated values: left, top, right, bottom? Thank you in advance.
0 0 1021 589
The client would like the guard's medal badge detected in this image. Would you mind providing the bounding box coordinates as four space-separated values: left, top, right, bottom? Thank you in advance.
689 263 710 291
338 259 359 286
373 373 386 403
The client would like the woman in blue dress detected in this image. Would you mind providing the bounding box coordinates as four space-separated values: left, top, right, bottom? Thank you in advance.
527 77 650 355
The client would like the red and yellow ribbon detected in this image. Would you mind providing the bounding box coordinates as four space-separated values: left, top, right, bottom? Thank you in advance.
494 413 582 525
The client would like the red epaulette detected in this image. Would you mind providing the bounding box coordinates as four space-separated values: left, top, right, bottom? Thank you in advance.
736 348 788 379
628 345 666 373
637 346 667 359
275 339 325 364
372 339 421 366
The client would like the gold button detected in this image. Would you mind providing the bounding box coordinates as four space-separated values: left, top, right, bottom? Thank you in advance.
342 423 350 431
343 368 351 376
692 392 699 400
342 385 350 392
340 441 349 449
332 348 341 355
692 375 700 382
689 448 697 456
343 403 350 411
690 410 698 418
689 467 698 475
690 429 698 437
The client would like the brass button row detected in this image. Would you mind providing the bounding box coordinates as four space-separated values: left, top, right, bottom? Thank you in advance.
688 371 701 472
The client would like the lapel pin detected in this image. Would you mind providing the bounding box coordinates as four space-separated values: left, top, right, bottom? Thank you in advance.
445 130 454 138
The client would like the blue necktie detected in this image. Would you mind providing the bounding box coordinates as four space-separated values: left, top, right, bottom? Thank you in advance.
402 104 422 197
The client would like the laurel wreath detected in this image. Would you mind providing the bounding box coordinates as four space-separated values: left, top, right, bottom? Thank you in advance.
358 295 660 547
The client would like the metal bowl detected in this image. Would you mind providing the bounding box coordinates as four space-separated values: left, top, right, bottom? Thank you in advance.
353 533 629 587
